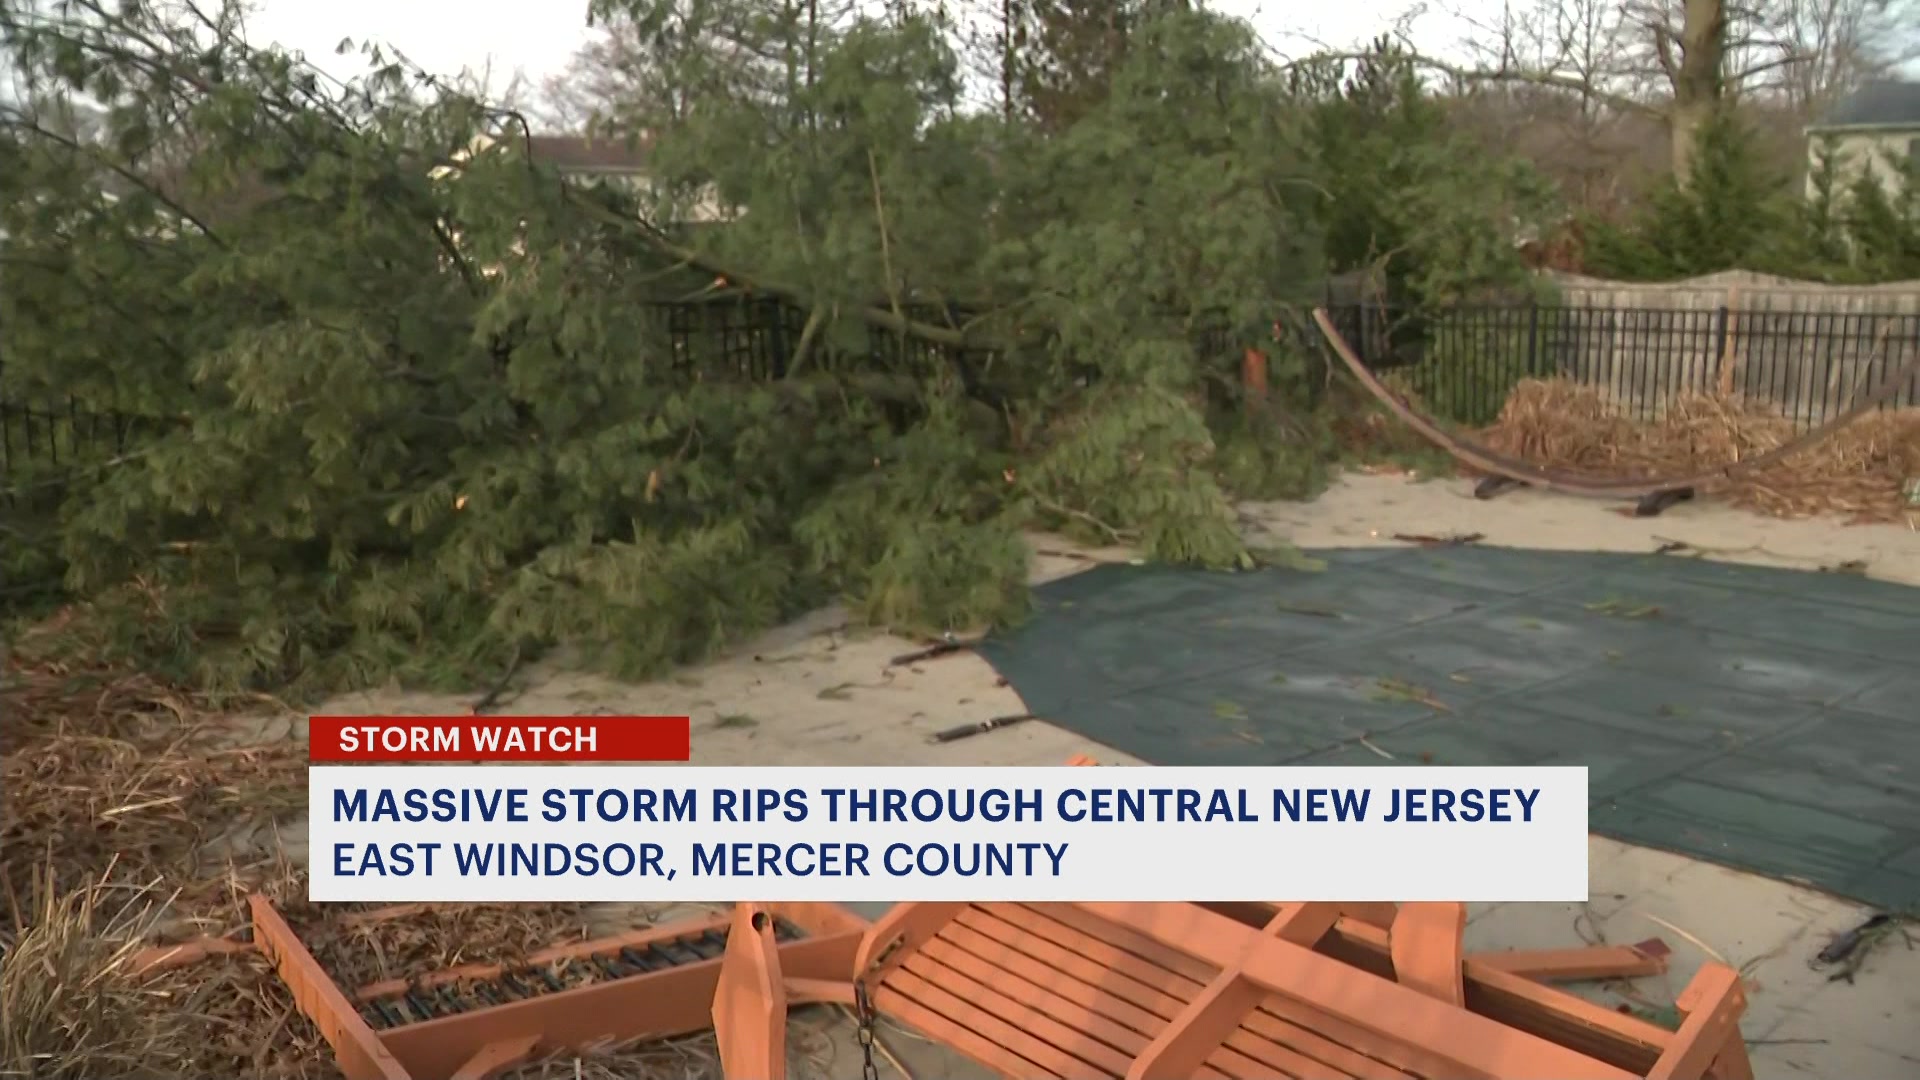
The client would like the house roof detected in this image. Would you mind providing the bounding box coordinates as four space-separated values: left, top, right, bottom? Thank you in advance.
1808 80 1920 131
524 134 652 172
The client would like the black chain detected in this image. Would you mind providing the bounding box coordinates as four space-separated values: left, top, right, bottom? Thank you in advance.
853 978 881 1080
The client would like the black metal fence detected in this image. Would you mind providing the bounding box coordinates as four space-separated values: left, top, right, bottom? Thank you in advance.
0 400 139 472
650 296 998 381
0 296 1008 492
651 296 1241 387
10 298 1920 489
1323 302 1920 429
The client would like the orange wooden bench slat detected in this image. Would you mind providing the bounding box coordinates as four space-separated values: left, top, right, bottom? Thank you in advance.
921 933 1236 1076
952 911 1363 1080
938 919 1180 1029
1129 904 1354 1080
1010 905 1430 1080
1025 903 1222 982
956 906 1423 1080
912 937 1242 1080
873 982 1066 1080
1389 903 1467 1007
885 967 1116 1078
921 914 1313 1076
900 950 1144 1077
855 900 1747 1080
1472 944 1669 982
969 905 1219 1006
1239 1004 1423 1080
992 905 1424 1078
1078 902 1639 1080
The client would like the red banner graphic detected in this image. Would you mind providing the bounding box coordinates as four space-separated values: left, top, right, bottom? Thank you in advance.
309 715 691 762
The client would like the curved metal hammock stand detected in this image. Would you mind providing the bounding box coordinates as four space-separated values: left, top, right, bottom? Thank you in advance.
1310 308 1918 517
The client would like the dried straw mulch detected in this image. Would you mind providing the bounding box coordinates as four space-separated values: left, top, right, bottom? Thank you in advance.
0 631 616 1079
1479 380 1920 523
282 899 593 989
0 639 330 1079
0 862 337 1080
0 620 833 1080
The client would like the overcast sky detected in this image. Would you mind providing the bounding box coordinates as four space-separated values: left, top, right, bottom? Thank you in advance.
240 0 1475 97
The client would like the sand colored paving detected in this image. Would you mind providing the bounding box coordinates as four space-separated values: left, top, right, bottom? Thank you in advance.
262 472 1917 1079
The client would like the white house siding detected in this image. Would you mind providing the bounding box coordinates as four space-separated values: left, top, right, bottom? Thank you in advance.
1805 130 1920 201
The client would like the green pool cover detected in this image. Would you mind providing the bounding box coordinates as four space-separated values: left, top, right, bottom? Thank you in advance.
976 546 1920 910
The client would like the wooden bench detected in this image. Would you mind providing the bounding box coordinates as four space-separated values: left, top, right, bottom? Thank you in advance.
719 900 1751 1080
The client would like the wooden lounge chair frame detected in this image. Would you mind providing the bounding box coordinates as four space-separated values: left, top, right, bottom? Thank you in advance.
242 896 866 1080
715 899 1751 1080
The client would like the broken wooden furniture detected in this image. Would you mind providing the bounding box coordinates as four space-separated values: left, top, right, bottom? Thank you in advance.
710 903 859 1079
243 896 866 1080
717 899 1749 1080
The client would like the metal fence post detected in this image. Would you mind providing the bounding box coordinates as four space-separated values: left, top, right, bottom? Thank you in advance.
1526 303 1541 377
766 299 792 380
1713 305 1730 371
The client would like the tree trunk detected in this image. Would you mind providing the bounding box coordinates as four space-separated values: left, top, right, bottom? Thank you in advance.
1001 0 1018 122
1669 0 1727 185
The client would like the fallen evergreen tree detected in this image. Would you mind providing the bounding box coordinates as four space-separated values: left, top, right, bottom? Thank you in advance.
0 0 1537 698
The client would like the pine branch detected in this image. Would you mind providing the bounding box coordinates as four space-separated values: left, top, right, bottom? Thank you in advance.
0 107 226 245
559 186 976 350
